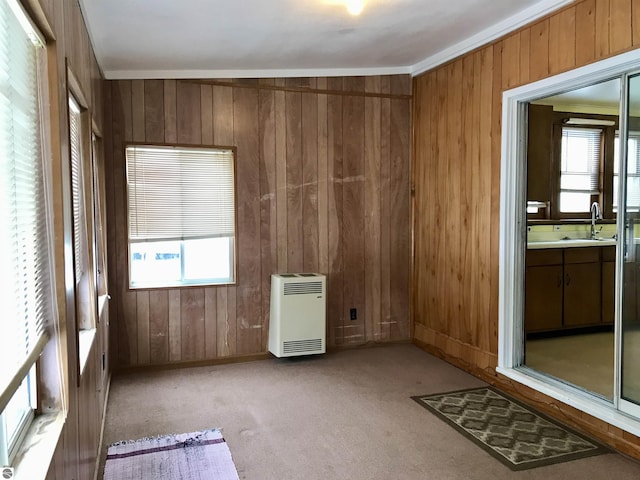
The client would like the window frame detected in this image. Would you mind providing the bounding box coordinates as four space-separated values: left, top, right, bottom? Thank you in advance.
0 0 54 467
66 65 97 381
548 112 618 221
124 142 239 290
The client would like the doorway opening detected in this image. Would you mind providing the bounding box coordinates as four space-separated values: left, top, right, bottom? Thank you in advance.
498 48 640 436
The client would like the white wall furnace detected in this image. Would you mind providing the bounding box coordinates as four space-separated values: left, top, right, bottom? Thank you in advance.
268 273 326 357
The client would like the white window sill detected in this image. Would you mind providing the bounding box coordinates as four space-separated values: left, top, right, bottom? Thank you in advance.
98 294 109 321
78 328 96 376
12 411 64 480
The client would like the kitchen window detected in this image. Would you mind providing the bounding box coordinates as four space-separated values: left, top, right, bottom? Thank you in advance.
613 132 640 212
559 126 602 214
126 144 237 288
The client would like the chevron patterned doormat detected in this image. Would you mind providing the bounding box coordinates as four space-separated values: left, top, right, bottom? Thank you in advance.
103 428 239 480
412 387 609 471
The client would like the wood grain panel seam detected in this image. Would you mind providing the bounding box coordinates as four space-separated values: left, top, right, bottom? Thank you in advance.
186 79 412 100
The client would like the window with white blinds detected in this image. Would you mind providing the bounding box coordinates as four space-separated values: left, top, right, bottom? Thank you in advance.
69 96 87 283
0 0 51 464
126 145 236 288
559 127 602 213
614 132 640 212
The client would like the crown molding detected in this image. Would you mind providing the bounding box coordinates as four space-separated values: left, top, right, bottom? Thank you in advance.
411 0 574 77
104 65 412 80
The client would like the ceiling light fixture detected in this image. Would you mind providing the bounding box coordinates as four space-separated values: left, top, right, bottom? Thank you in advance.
345 0 364 15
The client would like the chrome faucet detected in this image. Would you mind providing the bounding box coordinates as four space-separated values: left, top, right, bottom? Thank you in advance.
590 201 601 239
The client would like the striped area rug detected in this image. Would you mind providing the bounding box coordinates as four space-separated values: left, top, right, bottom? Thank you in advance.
103 428 239 480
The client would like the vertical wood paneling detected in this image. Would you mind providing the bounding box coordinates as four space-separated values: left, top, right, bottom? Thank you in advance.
364 77 381 342
136 291 150 364
46 1 110 477
379 77 392 341
108 76 412 364
575 0 596 66
212 84 236 357
177 81 202 144
149 290 169 363
317 78 329 279
342 78 366 344
204 288 217 357
180 289 205 361
234 87 262 355
389 77 411 341
302 92 319 272
144 80 164 143
286 91 303 271
164 80 177 143
633 1 640 46
519 29 530 85
501 33 520 89
595 0 611 59
610 0 632 54
412 0 640 458
168 289 181 361
327 92 344 344
549 6 576 74
259 87 277 352
529 20 550 81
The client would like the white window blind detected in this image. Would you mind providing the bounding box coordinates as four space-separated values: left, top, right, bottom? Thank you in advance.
126 145 236 242
560 127 601 213
69 96 87 283
0 0 50 418
614 132 640 211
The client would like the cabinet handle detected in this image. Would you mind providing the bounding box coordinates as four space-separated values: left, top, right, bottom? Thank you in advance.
565 273 571 286
556 274 562 288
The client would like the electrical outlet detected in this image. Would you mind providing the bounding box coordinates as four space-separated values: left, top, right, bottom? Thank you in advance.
350 308 357 320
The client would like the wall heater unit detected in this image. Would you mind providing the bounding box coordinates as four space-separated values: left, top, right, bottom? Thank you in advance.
269 273 326 358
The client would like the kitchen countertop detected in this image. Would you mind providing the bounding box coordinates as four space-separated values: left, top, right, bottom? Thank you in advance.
527 238 617 249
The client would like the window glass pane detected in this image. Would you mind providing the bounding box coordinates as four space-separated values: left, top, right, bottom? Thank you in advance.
560 173 592 190
560 127 601 213
560 192 591 213
183 237 232 281
126 144 236 288
613 134 640 211
130 240 181 286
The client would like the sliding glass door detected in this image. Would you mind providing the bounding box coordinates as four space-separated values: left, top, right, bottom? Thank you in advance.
619 72 640 416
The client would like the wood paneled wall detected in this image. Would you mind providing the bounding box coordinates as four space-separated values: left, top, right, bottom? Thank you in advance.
23 1 111 479
413 0 640 457
106 76 412 368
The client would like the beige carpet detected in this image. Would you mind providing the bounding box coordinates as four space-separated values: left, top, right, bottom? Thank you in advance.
100 344 640 479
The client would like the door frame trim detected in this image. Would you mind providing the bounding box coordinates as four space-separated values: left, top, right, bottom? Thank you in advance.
498 48 640 437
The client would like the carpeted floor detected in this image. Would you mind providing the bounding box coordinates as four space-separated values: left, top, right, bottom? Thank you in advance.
99 344 640 480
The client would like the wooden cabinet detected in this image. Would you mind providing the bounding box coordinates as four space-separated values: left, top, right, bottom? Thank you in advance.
527 104 553 203
525 246 611 333
525 250 563 332
563 248 601 327
602 246 616 325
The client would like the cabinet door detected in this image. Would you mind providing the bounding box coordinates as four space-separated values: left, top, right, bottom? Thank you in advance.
564 262 602 327
527 104 553 203
525 265 563 332
602 261 615 325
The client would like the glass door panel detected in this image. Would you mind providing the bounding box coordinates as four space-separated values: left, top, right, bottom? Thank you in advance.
620 73 640 411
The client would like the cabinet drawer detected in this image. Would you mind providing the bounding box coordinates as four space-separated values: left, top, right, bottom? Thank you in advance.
526 249 563 266
564 247 600 264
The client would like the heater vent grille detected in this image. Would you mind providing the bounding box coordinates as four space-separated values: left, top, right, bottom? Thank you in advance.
283 281 323 296
283 338 323 355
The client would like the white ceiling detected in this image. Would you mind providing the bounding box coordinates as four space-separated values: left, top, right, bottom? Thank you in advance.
79 0 573 80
